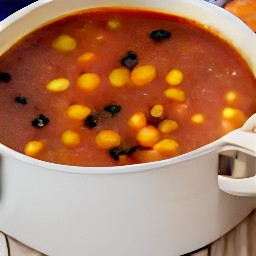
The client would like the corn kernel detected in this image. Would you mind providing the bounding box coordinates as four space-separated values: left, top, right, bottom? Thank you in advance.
136 125 160 147
76 73 100 91
24 141 44 157
164 88 186 102
61 130 80 148
191 113 205 124
108 20 120 29
128 112 147 130
52 35 77 51
222 107 246 128
165 69 184 86
151 104 164 117
225 90 238 103
158 119 178 133
109 68 130 87
46 78 70 92
153 139 179 156
77 52 96 64
67 104 91 121
95 130 121 149
118 154 129 164
133 149 164 163
131 65 156 86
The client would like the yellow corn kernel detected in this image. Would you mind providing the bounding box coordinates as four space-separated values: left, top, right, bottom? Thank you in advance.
132 149 164 163
225 90 238 103
61 130 80 148
67 104 91 121
164 88 186 102
77 52 96 64
109 68 130 87
108 20 120 29
46 78 70 92
153 139 179 156
158 119 178 133
76 73 100 91
52 35 77 51
222 107 246 128
24 141 44 157
150 104 164 118
95 130 121 149
128 112 147 130
165 69 184 86
131 65 156 86
118 154 129 164
136 125 160 147
191 113 205 124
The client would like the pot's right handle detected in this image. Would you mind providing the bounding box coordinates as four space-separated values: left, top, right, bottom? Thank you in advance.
218 114 256 197
218 174 256 197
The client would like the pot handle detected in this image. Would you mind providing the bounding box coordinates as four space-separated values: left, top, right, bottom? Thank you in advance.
218 174 256 197
218 114 256 197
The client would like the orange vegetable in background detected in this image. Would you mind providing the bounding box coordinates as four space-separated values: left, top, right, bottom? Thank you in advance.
225 0 256 32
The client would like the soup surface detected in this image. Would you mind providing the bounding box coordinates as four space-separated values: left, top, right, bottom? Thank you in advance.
0 8 256 166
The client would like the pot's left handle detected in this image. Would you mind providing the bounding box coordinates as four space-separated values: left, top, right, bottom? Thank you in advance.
218 114 256 197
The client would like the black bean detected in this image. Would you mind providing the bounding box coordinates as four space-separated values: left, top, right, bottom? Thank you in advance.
15 96 28 105
109 147 126 161
84 114 97 129
150 30 171 41
109 145 138 161
0 72 11 83
121 51 138 70
126 145 138 156
32 114 49 128
104 105 121 116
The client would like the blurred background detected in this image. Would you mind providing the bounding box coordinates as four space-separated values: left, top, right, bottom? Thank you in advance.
0 0 38 21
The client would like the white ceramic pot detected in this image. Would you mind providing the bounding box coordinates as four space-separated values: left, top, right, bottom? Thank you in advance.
0 0 255 255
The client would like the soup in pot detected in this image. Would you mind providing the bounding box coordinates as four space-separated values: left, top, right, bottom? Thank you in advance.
0 8 256 166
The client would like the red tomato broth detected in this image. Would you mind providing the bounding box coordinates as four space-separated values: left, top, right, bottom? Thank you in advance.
0 8 256 166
